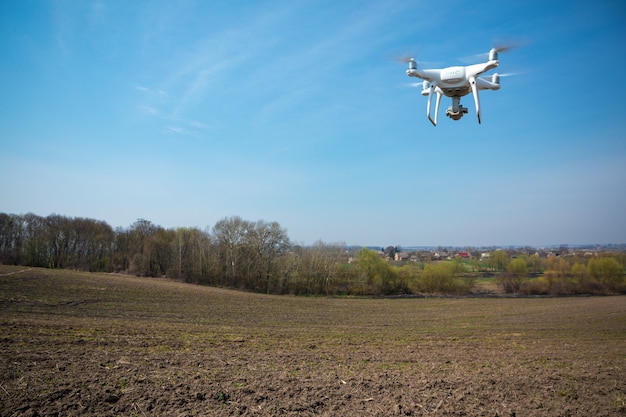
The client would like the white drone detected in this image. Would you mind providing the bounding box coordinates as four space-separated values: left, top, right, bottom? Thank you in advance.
405 47 511 126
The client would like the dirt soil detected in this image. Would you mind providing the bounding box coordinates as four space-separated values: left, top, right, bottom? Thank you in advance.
1 266 625 416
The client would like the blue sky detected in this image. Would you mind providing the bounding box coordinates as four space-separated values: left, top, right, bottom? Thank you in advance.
1 0 625 247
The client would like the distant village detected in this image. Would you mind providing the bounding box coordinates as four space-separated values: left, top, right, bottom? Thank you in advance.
352 244 626 264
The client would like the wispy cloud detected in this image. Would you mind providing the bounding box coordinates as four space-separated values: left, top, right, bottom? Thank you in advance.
131 4 324 134
133 2 406 141
165 126 195 136
188 120 210 129
136 82 211 136
135 85 168 99
138 105 159 115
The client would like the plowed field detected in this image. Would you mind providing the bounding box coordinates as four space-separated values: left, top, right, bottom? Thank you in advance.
1 266 624 416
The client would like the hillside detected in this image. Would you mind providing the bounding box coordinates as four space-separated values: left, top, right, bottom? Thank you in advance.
1 265 625 416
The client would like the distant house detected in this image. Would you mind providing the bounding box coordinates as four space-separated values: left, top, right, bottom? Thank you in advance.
394 252 409 261
457 252 470 259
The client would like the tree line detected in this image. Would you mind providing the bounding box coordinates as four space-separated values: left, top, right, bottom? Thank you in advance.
1 212 624 296
0 212 347 294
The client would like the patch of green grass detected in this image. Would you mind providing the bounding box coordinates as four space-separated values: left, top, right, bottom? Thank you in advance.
557 389 578 400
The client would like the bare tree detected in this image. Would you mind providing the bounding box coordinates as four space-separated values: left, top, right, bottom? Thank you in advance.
212 216 252 288
294 240 345 294
247 220 290 293
0 213 25 265
171 227 212 283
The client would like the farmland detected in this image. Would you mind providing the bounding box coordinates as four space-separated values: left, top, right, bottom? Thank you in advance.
1 265 625 416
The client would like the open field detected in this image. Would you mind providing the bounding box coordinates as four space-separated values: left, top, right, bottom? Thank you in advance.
1 265 625 416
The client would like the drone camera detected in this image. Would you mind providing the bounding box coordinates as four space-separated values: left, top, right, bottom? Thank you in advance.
446 105 468 120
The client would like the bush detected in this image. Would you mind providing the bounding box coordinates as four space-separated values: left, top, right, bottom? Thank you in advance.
496 258 529 293
520 279 548 295
548 280 578 296
495 273 524 293
588 257 624 290
575 278 606 295
355 248 407 295
417 263 472 295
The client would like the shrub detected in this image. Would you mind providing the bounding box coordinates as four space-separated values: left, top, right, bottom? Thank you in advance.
496 258 529 293
588 257 624 290
520 278 549 295
417 263 472 295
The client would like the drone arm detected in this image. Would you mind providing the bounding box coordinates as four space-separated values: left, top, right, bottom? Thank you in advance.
469 76 481 124
475 76 500 91
407 67 439 83
466 60 498 79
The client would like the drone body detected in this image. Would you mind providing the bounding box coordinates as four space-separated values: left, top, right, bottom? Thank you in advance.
406 48 505 126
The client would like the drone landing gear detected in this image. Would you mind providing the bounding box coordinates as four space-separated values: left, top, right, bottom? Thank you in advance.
445 97 468 121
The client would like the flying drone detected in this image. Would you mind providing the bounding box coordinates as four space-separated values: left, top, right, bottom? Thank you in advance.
404 46 512 126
